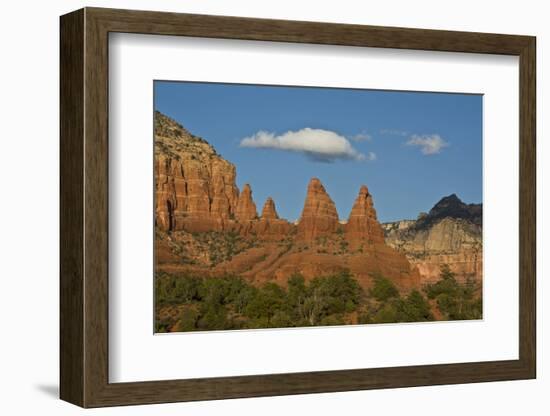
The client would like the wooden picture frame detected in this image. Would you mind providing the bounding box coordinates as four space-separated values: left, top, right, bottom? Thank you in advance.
60 7 536 408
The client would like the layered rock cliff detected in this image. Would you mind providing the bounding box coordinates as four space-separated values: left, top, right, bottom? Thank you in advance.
155 111 239 233
383 195 482 284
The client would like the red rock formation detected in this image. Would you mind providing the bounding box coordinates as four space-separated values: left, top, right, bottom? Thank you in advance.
260 197 279 220
345 185 385 246
253 197 292 240
154 112 239 233
297 178 339 241
154 112 425 294
235 184 258 221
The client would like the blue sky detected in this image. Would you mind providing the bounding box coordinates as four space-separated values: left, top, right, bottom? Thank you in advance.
154 81 482 223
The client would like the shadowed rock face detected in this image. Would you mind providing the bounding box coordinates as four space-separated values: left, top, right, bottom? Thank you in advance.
154 111 429 291
296 178 340 241
383 194 482 284
415 193 482 230
345 185 385 246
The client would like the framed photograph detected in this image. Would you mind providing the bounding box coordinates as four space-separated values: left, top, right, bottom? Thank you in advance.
60 7 536 408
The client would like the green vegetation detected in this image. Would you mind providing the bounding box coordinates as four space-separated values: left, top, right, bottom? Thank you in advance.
357 275 433 324
360 287 433 324
155 270 362 331
192 230 258 265
369 274 399 301
425 264 482 320
155 264 482 332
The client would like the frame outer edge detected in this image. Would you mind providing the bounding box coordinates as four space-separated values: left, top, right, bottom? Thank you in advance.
61 7 537 407
83 6 111 408
60 8 86 407
85 6 532 55
519 37 536 378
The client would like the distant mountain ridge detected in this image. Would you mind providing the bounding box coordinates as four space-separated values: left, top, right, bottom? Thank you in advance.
415 193 482 230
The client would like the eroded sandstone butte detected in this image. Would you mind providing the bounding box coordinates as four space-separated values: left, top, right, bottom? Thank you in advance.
155 111 239 233
383 194 482 284
154 111 421 292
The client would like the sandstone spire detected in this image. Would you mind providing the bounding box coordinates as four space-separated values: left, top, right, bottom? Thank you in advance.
345 185 385 245
297 178 339 241
261 197 279 220
254 196 292 240
235 184 258 221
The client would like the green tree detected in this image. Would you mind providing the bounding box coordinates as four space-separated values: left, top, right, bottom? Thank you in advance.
155 274 201 305
197 301 228 330
425 264 482 320
399 290 433 322
287 274 309 325
287 270 359 326
369 275 399 302
172 276 201 302
270 310 293 328
245 282 287 324
233 285 258 314
371 301 400 323
177 307 199 331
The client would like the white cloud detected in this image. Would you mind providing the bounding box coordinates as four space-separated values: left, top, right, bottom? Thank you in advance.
380 129 409 137
366 152 377 161
350 132 372 142
240 128 367 162
406 134 449 155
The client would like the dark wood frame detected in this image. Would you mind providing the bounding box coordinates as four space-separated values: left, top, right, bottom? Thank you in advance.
60 7 536 408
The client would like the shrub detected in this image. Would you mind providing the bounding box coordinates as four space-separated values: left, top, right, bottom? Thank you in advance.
155 318 171 333
400 290 433 322
245 282 286 322
369 275 399 302
425 264 482 320
155 274 201 305
197 302 228 330
367 291 433 324
177 307 199 332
